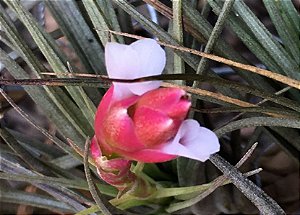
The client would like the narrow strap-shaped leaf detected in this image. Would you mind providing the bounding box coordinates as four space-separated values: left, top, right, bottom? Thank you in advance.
229 0 299 79
50 154 83 170
76 205 99 215
5 0 95 134
0 87 84 162
0 170 117 197
0 189 74 213
206 0 282 77
0 8 87 144
172 0 184 85
281 0 300 33
263 0 300 63
7 128 64 159
214 116 300 138
193 106 299 118
0 155 87 212
209 154 285 214
0 47 85 144
0 172 88 190
46 0 106 73
194 0 235 79
148 0 274 91
157 168 260 199
82 0 118 45
0 128 53 175
97 0 124 43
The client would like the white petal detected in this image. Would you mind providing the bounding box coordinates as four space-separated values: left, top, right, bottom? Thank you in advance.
105 39 165 99
105 42 141 79
161 120 220 162
130 38 166 77
112 83 134 101
126 81 161 96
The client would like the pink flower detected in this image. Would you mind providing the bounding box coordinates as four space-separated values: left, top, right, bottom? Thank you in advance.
93 39 219 163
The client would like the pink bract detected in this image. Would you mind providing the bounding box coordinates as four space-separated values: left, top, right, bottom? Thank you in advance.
90 138 136 190
94 86 190 162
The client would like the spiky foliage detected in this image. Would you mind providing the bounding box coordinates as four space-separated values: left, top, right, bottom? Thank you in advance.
0 1 299 214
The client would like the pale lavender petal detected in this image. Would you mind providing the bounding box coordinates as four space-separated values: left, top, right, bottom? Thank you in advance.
105 39 165 98
127 81 162 96
130 38 166 77
112 83 134 101
105 42 140 79
160 119 220 162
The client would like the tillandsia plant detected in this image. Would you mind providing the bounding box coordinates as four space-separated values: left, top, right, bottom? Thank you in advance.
0 0 299 215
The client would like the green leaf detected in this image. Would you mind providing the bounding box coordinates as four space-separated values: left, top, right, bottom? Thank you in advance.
0 8 86 145
214 116 300 139
100 0 124 43
194 0 235 79
281 0 300 33
0 189 74 213
82 0 121 45
76 205 99 215
46 0 106 73
227 0 299 79
0 172 88 190
155 179 225 199
8 129 63 159
0 47 84 145
181 0 274 91
0 50 84 159
172 0 185 85
207 0 282 74
0 128 51 174
209 154 285 215
50 155 83 169
263 0 300 63
0 155 88 212
5 0 95 136
0 171 117 197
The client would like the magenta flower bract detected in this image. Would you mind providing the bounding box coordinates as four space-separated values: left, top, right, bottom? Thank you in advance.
90 137 136 191
93 38 220 163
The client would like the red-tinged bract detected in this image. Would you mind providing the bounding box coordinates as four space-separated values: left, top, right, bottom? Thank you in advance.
94 86 191 162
